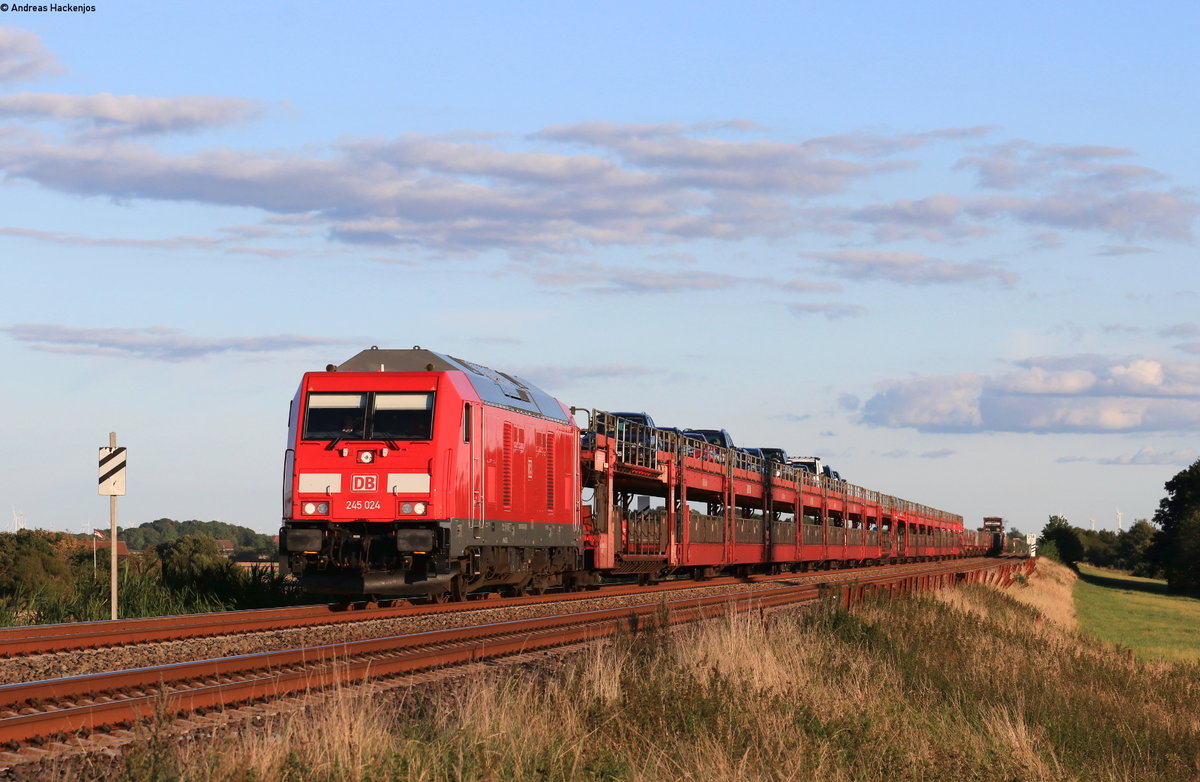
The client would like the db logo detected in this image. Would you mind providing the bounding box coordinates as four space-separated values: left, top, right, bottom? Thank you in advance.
351 474 378 492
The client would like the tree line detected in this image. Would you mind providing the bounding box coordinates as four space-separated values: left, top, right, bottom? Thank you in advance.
1038 457 1200 594
0 518 298 626
118 517 276 559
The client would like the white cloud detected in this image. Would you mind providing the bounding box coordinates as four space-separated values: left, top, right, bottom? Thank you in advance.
956 140 1135 190
787 302 867 320
1028 231 1063 251
1096 447 1199 466
850 194 966 227
1161 323 1200 338
1001 190 1197 241
862 374 984 432
516 363 655 390
0 224 300 258
0 28 63 83
0 92 264 136
783 279 843 293
531 263 746 294
2 324 345 361
951 141 1197 241
862 354 1200 433
1097 245 1154 256
990 366 1098 395
804 249 1016 286
0 66 1190 260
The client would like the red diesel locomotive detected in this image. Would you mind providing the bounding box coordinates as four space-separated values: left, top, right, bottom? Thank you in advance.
279 347 990 599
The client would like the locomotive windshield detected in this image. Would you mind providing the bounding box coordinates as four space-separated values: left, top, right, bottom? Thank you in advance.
371 392 434 439
302 392 434 441
303 393 367 439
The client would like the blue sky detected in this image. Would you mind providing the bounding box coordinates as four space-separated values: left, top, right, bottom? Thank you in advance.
1 1 1196 536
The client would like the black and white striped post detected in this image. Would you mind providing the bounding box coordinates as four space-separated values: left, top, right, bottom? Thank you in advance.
98 433 126 620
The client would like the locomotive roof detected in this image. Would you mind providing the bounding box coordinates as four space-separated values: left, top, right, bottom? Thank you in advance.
336 347 569 423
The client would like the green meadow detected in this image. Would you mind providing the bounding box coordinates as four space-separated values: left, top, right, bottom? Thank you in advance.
1075 564 1200 662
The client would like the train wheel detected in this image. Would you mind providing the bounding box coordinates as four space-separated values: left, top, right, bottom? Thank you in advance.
449 575 466 602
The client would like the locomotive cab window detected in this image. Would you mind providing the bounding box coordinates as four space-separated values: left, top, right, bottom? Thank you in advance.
371 393 434 440
303 393 367 439
301 391 435 441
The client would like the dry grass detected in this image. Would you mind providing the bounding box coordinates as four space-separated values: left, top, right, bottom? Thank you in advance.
107 562 1200 782
148 681 402 781
1014 557 1080 631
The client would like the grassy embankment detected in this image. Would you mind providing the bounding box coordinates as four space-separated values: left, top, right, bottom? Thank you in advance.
1075 563 1200 662
93 559 1199 781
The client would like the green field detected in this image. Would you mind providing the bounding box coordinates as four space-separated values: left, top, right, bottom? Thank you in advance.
1075 564 1200 661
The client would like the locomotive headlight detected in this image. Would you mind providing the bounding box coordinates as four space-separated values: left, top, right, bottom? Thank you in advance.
302 501 330 515
359 450 374 464
401 502 413 514
414 502 427 515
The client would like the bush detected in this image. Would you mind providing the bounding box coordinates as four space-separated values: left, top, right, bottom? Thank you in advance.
155 535 235 590
1039 515 1083 566
0 530 77 600
0 532 304 627
1037 538 1062 563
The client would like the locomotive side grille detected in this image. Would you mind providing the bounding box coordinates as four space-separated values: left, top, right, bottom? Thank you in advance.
502 422 513 509
545 432 555 511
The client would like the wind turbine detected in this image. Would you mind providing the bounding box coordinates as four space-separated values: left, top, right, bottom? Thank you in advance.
10 508 25 532
1116 508 1124 532
1090 518 1096 531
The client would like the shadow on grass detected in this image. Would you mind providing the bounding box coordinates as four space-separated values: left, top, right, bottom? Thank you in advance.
1076 567 1171 595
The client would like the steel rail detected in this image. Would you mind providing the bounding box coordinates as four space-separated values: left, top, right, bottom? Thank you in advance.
0 556 1032 748
0 604 337 656
0 557 1002 657
0 582 822 745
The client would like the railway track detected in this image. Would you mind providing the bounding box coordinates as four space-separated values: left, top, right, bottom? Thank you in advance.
0 583 819 747
0 556 1034 762
0 557 1011 658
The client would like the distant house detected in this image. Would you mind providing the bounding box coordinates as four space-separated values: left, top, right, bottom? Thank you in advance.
215 539 236 555
93 540 130 560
